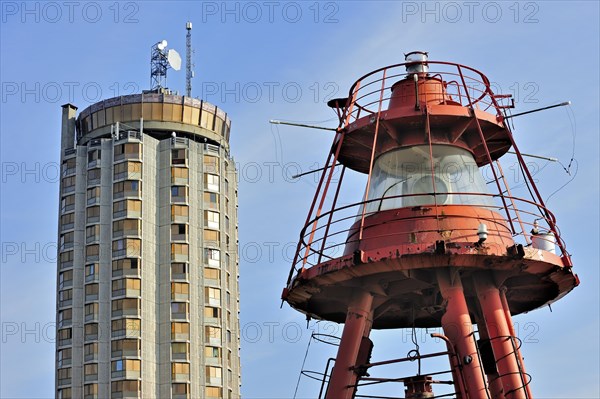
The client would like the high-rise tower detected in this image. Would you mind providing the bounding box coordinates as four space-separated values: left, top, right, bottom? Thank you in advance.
55 92 240 398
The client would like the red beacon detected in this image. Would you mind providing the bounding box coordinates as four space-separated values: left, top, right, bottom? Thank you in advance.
282 52 578 399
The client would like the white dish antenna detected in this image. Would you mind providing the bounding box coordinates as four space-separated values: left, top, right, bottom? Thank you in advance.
167 49 182 71
150 38 182 90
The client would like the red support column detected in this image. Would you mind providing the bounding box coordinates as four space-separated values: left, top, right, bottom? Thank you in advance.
478 321 507 399
432 333 466 399
475 275 527 399
326 290 373 399
499 287 533 399
437 270 489 398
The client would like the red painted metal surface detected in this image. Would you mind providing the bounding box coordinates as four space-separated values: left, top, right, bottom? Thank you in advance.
477 323 507 399
432 333 467 399
437 270 489 398
500 287 533 399
404 375 435 398
475 275 527 398
343 205 513 256
358 69 387 241
325 291 373 399
282 55 578 399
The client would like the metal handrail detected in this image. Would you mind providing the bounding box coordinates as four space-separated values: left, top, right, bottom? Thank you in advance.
341 61 508 127
485 335 532 398
287 190 567 281
288 60 570 290
350 349 458 398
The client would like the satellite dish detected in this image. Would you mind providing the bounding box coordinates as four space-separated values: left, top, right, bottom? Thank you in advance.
167 49 182 71
157 40 168 50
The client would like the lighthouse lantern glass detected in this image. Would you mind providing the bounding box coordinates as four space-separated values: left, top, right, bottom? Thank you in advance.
363 145 494 214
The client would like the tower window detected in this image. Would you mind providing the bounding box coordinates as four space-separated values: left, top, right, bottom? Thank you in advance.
172 149 187 165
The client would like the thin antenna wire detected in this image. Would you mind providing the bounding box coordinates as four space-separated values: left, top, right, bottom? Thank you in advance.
501 102 578 204
273 117 339 125
410 307 421 376
546 159 579 204
557 104 577 175
293 333 313 399
545 104 578 204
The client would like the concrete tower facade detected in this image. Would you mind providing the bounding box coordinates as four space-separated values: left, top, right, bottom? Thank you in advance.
56 93 240 399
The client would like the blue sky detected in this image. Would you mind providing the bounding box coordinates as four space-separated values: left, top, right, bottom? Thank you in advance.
1 1 599 398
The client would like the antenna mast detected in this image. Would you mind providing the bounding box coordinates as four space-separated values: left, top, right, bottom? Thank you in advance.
150 40 169 90
186 21 194 97
150 40 182 92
